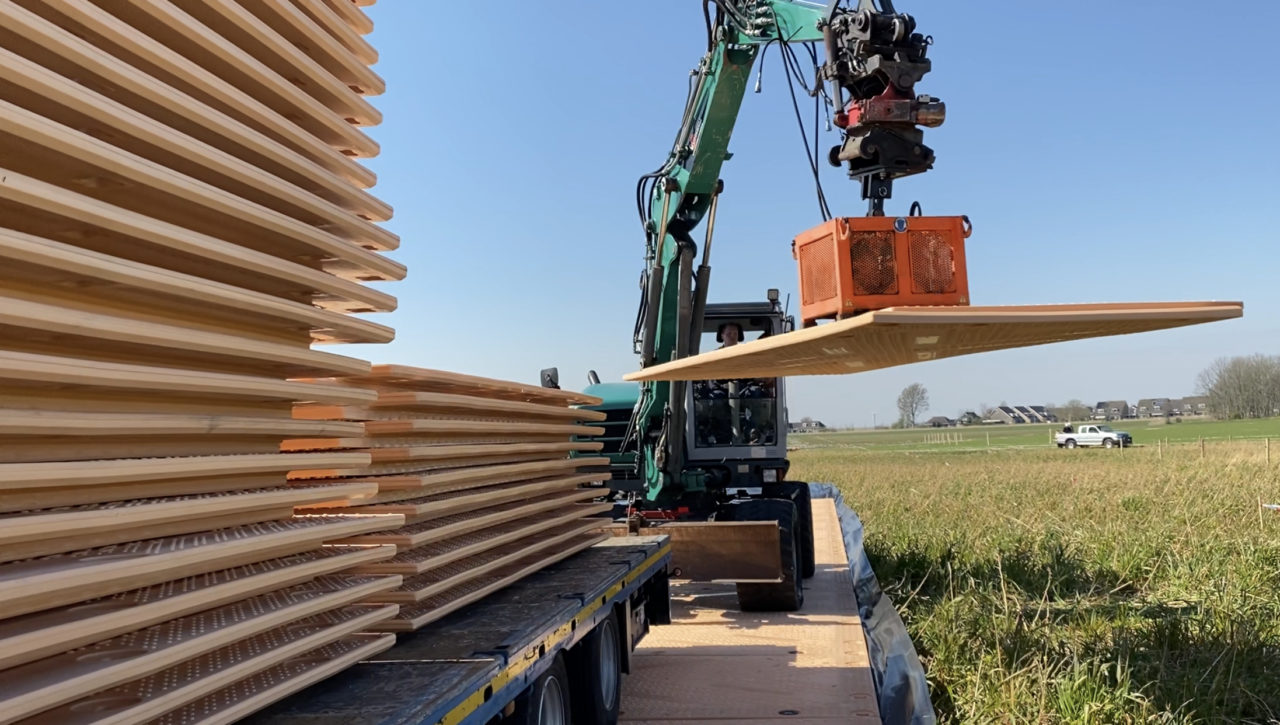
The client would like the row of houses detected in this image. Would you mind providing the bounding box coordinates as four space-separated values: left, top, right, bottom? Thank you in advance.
927 405 1053 427
1092 396 1210 420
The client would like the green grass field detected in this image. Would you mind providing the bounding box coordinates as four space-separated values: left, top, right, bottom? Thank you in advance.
788 426 1280 723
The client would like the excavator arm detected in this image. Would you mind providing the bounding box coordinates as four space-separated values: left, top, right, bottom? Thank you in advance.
629 0 943 505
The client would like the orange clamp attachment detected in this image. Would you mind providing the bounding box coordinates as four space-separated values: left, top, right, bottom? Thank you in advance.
792 214 970 328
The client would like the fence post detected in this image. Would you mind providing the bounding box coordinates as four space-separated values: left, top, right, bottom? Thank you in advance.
1158 439 1163 460
1268 437 1272 465
986 431 990 448
1200 437 1205 458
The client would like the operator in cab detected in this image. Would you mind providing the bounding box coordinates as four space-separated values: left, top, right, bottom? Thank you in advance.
693 322 777 446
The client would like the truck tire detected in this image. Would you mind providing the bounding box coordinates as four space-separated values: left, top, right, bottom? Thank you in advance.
766 482 815 578
1103 438 1115 448
509 653 571 725
1065 438 1077 449
567 610 622 724
733 499 804 612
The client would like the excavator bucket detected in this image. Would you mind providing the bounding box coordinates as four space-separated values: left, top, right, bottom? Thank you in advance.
605 520 783 583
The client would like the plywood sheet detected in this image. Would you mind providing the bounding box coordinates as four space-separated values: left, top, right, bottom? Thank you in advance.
0 578 398 723
366 514 612 604
146 634 396 725
625 302 1245 381
0 546 394 671
293 457 612 504
0 350 375 406
303 0 377 51
294 391 608 422
0 484 375 560
0 515 401 618
0 409 361 439
290 443 601 479
0 168 394 312
284 420 606 451
307 365 603 406
0 451 370 491
0 35 393 252
0 473 285 515
352 507 604 576
335 490 603 551
0 100 401 281
230 0 385 95
0 229 391 345
10 0 380 196
26 607 396 725
99 0 377 157
366 441 602 465
376 532 607 632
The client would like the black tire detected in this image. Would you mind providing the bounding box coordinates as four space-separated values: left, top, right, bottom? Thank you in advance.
1065 438 1078 449
567 611 622 725
733 499 804 612
766 482 815 578
1103 438 1115 449
509 653 572 725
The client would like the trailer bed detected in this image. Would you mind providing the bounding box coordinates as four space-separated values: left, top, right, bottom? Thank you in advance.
618 498 881 723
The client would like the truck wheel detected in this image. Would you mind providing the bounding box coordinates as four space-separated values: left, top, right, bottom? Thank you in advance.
733 499 804 612
1103 438 1115 449
509 653 571 725
1065 438 1077 449
568 610 622 724
766 482 815 578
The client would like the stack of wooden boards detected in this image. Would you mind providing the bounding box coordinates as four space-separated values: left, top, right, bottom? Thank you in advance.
287 365 615 632
0 1 414 723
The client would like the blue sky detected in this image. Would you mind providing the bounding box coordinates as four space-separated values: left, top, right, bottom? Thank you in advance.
346 1 1279 428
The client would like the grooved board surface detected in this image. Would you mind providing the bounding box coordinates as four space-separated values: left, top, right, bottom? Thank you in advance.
305 365 603 406
149 634 396 725
0 546 395 671
294 391 608 422
0 409 361 438
625 302 1245 381
366 441 601 464
307 474 605 521
376 533 608 632
0 516 403 619
0 576 399 722
290 449 594 479
1 452 369 490
303 458 612 502
24 606 398 725
0 473 286 515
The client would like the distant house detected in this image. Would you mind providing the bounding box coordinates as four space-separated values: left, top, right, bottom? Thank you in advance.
1013 405 1054 424
789 418 828 432
958 411 983 426
991 406 1027 425
1093 401 1131 420
1136 397 1173 418
925 416 955 428
1178 395 1210 416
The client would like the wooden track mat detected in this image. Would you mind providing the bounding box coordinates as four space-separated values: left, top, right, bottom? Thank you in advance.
0 350 375 406
375 532 609 632
365 441 603 465
0 0 386 220
334 490 604 551
0 484 375 563
0 473 288 515
292 457 612 504
0 168 393 313
145 634 396 725
365 515 612 604
0 515 401 619
305 365 603 406
0 546 394 671
243 0 384 94
284 420 607 451
0 229 392 345
22 607 397 725
303 0 378 56
293 391 608 422
96 0 377 158
0 409 360 439
291 444 601 479
1 452 369 491
301 473 606 522
1 583 397 724
625 302 1245 381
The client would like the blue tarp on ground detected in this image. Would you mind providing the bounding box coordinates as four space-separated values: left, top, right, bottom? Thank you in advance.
810 483 936 725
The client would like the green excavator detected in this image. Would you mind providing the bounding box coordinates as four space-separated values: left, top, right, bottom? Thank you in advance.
546 0 946 611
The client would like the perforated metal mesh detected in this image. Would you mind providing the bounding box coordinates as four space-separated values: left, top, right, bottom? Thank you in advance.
849 231 897 296
798 240 837 305
908 230 956 293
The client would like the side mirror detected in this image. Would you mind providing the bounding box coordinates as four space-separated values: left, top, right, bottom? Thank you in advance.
540 367 560 389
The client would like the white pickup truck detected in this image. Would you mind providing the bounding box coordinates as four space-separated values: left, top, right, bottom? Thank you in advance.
1055 424 1134 449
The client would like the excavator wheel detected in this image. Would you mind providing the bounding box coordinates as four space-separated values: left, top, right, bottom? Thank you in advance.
766 482 816 578
732 498 804 612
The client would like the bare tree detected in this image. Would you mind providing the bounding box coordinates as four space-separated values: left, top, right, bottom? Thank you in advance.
897 383 929 427
1063 399 1091 421
1197 354 1280 419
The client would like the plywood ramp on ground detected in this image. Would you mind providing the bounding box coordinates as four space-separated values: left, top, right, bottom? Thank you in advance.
0 515 402 618
618 498 880 724
626 302 1244 381
145 635 397 725
0 546 395 672
4 0 383 207
0 576 398 724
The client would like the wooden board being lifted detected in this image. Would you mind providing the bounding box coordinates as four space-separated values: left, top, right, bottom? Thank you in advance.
0 577 398 723
375 532 607 632
0 515 401 618
146 635 397 725
0 546 395 671
21 607 397 725
294 391 608 423
306 365 603 406
625 302 1245 381
0 484 376 563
